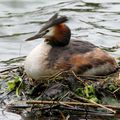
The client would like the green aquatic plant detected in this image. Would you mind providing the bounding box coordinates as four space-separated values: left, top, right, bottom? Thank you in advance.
108 84 117 92
7 75 23 97
75 84 98 102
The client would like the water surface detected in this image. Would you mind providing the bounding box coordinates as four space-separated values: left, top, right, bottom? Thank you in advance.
0 0 120 69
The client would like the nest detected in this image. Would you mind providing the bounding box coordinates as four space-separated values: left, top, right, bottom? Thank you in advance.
0 56 120 120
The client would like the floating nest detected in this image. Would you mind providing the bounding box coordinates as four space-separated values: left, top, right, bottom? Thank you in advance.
0 56 120 120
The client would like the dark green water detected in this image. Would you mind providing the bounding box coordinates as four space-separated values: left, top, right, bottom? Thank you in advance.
0 0 120 70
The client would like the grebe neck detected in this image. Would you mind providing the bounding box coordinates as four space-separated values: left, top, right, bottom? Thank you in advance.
45 24 71 47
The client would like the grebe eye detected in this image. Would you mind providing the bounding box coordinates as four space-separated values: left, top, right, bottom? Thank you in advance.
46 29 49 33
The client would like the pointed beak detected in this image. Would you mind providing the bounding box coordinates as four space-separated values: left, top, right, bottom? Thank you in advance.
25 30 48 41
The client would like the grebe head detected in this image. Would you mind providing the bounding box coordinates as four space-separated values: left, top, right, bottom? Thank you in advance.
26 13 71 46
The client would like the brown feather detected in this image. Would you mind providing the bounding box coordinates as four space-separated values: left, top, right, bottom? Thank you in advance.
46 41 118 75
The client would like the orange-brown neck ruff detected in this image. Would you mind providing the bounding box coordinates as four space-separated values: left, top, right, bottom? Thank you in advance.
46 23 71 47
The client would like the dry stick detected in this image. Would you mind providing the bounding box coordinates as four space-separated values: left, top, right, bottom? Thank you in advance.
113 87 120 94
50 71 66 78
71 71 85 85
70 93 116 113
59 92 70 101
0 66 22 73
9 101 120 110
48 71 65 80
90 100 116 114
26 100 116 113
7 103 115 118
32 71 65 80
59 111 66 120
59 106 115 117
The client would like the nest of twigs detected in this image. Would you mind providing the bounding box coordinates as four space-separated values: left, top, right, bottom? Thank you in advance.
0 57 120 120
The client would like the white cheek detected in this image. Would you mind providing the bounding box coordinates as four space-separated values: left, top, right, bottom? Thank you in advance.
45 27 55 37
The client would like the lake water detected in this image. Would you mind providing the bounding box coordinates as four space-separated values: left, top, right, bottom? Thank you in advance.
0 0 120 69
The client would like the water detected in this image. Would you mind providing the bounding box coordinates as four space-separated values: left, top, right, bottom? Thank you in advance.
0 0 120 69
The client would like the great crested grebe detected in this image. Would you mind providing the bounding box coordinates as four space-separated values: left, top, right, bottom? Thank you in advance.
24 13 118 81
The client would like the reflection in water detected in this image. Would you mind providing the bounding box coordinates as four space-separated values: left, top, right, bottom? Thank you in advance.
0 0 120 69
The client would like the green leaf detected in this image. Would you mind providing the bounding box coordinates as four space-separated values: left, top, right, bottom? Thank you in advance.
16 87 20 98
15 76 23 97
108 84 117 92
7 81 16 91
89 95 98 103
7 75 23 97
75 87 84 97
84 85 95 97
75 84 98 102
